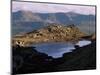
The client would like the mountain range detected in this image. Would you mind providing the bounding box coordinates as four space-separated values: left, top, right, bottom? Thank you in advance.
12 10 96 35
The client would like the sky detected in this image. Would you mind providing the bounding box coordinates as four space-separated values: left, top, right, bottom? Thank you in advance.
12 1 95 15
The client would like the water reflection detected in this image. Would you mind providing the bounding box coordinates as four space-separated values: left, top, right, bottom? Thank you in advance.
76 40 91 47
32 40 91 58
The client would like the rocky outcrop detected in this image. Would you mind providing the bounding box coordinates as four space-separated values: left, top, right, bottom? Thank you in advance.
81 33 96 41
12 24 86 46
91 34 96 40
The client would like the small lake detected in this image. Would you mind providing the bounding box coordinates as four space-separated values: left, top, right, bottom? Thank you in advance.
32 40 91 58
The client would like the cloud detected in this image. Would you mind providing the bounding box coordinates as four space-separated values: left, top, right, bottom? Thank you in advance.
12 1 95 15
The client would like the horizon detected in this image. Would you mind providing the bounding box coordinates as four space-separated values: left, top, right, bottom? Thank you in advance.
12 10 96 16
12 1 95 15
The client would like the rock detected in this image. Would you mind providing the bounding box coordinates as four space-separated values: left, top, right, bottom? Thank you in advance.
91 34 96 40
12 24 86 46
74 45 80 49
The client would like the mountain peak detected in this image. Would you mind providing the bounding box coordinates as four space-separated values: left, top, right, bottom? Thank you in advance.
13 10 42 22
12 24 86 46
66 11 80 17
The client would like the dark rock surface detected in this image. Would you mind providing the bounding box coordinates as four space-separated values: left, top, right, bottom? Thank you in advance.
12 41 96 75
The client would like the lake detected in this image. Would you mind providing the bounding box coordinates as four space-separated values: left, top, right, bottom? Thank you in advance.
32 40 91 58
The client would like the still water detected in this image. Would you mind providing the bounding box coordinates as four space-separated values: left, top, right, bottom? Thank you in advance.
33 40 91 58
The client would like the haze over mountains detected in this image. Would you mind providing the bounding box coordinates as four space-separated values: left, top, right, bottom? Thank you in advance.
12 10 96 35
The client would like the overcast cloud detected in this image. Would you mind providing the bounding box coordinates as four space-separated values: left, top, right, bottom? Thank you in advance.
12 1 95 15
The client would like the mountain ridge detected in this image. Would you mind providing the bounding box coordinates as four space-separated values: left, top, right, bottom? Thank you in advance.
12 10 95 23
12 10 96 35
12 24 86 46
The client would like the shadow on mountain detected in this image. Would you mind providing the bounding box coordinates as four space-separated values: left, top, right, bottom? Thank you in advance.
12 41 96 75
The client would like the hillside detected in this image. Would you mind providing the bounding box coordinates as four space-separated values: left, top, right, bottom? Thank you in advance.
12 24 86 46
12 11 95 35
12 11 95 24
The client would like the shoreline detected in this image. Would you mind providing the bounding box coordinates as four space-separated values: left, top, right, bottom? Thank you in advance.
12 41 96 74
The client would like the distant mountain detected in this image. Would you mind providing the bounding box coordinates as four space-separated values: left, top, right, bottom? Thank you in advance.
12 10 95 24
12 10 96 35
12 11 42 22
